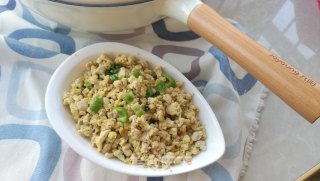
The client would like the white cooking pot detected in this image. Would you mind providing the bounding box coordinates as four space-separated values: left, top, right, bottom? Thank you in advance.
22 0 200 32
22 0 320 123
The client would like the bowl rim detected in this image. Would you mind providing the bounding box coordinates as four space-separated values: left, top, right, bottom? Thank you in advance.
45 42 225 176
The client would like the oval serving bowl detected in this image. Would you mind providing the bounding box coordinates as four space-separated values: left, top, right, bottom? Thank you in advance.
45 42 225 176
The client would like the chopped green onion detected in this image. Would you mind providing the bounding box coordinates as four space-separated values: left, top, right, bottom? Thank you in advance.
154 91 160 96
163 73 176 88
144 104 150 112
131 103 145 117
90 97 103 113
149 119 158 124
155 82 166 93
106 64 122 75
114 107 128 123
124 92 135 103
84 82 93 89
181 106 186 117
151 71 157 79
146 87 155 97
132 70 141 78
133 141 141 153
97 74 102 80
137 110 144 117
109 74 119 82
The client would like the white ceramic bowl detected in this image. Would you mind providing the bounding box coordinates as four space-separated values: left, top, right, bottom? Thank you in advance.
45 42 225 176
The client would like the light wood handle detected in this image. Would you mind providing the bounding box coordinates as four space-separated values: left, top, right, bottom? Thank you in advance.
188 3 320 123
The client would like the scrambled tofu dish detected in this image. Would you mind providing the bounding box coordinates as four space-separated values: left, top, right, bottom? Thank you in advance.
63 54 207 168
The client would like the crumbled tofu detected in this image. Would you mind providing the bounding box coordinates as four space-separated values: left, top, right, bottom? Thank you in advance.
107 131 117 142
63 54 207 168
76 100 88 111
191 131 203 141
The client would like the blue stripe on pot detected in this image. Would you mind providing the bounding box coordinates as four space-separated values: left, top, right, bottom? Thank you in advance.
48 0 153 7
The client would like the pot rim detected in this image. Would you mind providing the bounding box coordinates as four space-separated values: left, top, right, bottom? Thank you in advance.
48 0 153 7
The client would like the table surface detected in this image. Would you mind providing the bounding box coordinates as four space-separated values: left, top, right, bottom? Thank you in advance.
205 0 320 180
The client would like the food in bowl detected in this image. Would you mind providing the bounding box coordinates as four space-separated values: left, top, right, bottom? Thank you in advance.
45 42 225 176
62 53 207 168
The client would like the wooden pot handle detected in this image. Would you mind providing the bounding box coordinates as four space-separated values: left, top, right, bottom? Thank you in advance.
188 3 320 123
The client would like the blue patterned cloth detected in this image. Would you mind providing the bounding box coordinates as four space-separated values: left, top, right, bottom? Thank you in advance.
0 0 267 180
